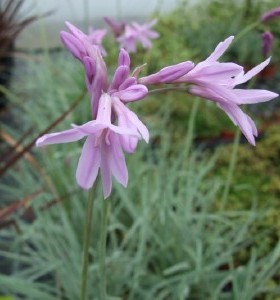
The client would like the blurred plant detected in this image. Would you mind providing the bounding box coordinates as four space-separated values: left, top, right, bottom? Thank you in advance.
0 0 42 108
104 17 159 53
87 27 107 56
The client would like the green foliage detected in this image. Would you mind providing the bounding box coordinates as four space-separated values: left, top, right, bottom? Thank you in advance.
1 1 280 298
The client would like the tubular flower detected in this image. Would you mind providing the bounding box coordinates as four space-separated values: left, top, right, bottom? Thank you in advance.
261 31 274 58
261 6 280 23
37 24 149 198
140 36 278 145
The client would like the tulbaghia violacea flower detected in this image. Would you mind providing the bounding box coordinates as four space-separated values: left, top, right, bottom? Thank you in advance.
261 31 274 57
37 94 143 197
261 6 280 23
88 27 107 56
104 16 125 37
117 19 159 53
140 36 278 145
37 23 149 197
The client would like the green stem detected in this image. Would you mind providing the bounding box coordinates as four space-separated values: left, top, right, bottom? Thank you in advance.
233 21 259 45
80 187 95 300
185 98 200 159
221 129 241 208
99 200 109 299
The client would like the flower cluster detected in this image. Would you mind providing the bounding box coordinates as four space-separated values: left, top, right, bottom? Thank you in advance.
140 36 278 146
105 17 159 53
37 22 149 198
36 22 278 198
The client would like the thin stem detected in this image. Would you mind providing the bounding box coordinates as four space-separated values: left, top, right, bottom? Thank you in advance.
80 187 95 300
99 199 109 299
221 128 241 208
184 98 200 159
233 21 259 45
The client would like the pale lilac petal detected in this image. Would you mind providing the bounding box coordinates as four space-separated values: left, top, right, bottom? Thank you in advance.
109 134 128 187
124 108 149 143
200 83 240 104
138 35 153 49
36 128 86 147
138 73 160 85
205 36 234 62
118 48 130 67
120 134 138 153
234 58 271 85
65 21 88 40
109 124 140 137
73 121 108 134
182 62 243 84
60 32 86 60
217 102 256 145
189 85 222 103
119 77 137 90
158 61 195 82
146 30 160 39
110 66 130 90
114 84 148 102
76 136 101 189
232 89 278 104
83 56 96 82
113 98 149 143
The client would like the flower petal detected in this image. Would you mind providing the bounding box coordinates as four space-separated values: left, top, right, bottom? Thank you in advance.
119 77 137 90
114 84 148 102
158 61 195 82
110 65 130 90
60 32 86 60
109 134 128 187
234 57 271 85
76 136 101 190
182 62 242 84
36 128 87 147
205 36 234 62
118 48 130 67
232 89 278 104
217 102 256 145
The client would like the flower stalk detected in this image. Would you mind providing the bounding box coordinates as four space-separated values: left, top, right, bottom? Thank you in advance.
99 199 109 299
80 186 95 300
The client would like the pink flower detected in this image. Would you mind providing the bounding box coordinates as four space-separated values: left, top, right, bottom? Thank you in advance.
261 6 280 23
36 94 144 198
117 19 159 53
88 27 107 56
140 36 278 145
60 22 148 117
37 24 149 198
